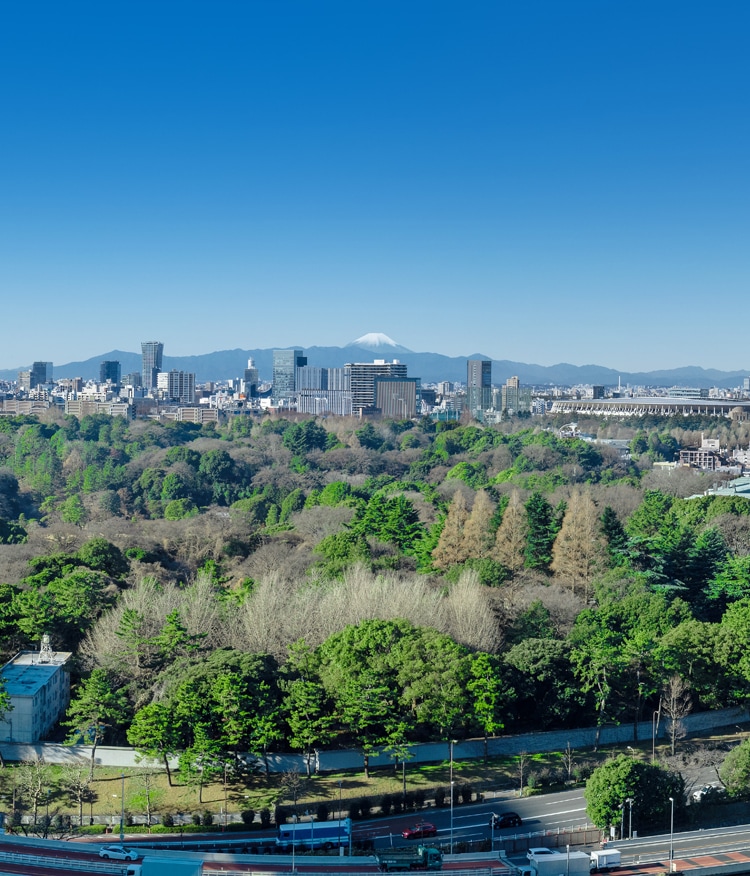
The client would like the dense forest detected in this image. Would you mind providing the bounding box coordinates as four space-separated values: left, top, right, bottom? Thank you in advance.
2 409 750 782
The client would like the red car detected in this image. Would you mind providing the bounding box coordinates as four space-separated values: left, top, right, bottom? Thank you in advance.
402 822 438 839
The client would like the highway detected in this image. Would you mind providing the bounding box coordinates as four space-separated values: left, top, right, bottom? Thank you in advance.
2 787 750 875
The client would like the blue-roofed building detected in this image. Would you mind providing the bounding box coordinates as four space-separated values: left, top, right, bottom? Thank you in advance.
0 637 71 743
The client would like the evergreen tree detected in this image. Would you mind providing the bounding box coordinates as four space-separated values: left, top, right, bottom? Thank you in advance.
524 492 558 571
600 506 627 565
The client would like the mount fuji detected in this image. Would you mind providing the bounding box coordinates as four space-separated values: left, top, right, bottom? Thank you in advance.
346 333 413 355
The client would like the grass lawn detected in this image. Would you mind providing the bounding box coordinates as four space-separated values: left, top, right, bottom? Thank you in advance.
1 726 745 828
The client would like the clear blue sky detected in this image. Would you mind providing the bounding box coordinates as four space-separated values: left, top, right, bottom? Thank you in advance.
1 1 748 372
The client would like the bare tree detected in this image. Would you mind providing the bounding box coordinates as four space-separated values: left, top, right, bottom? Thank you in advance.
662 674 692 756
129 771 163 831
60 761 92 827
16 756 52 826
516 752 529 798
562 742 575 783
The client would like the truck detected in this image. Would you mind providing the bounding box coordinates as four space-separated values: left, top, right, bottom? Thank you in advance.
125 859 203 876
527 850 591 876
276 817 352 850
590 849 621 871
375 845 443 871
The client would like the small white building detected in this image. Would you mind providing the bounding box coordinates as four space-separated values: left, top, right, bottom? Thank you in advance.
0 638 71 743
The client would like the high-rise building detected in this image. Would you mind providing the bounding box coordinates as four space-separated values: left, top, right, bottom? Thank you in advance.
141 341 164 392
158 370 195 405
243 359 259 397
296 366 327 391
327 368 350 392
347 359 408 415
466 359 491 416
30 361 53 388
502 376 531 415
273 349 307 401
100 360 121 387
375 377 421 419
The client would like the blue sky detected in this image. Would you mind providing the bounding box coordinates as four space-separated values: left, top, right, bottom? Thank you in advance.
1 1 748 372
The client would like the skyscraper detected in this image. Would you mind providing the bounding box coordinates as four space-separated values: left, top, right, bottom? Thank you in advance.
273 349 306 402
100 360 121 387
466 359 491 416
141 341 164 392
30 361 53 388
243 359 259 397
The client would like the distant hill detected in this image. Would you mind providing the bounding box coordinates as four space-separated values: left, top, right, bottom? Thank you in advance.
1 347 748 389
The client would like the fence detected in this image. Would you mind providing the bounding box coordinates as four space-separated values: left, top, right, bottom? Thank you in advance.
0 705 746 773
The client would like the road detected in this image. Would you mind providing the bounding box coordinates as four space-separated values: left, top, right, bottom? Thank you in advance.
367 789 590 849
4 787 750 875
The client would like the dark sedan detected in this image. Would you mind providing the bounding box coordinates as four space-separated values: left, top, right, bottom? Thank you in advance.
489 811 523 829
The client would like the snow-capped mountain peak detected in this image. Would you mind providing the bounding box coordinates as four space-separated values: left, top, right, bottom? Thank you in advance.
350 332 400 348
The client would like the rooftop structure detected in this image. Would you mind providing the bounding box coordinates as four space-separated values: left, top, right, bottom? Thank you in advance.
0 638 71 743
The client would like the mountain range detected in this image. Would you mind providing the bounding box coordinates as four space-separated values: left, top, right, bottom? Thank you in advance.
1 335 748 389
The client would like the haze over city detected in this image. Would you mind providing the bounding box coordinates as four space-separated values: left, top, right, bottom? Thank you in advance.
2 2 748 372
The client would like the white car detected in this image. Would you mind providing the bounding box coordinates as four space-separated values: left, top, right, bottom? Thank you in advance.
692 784 725 802
528 848 559 859
99 845 139 861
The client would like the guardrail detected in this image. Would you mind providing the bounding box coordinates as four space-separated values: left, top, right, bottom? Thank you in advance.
0 850 124 873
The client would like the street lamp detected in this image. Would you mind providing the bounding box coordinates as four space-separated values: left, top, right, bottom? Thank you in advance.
223 763 228 832
626 797 633 840
619 803 625 841
669 796 675 868
566 844 570 876
120 773 125 842
450 780 455 855
449 740 456 855
337 781 343 852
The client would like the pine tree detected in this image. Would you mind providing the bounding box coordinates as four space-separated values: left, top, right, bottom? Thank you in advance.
524 492 557 571
462 490 496 559
432 492 470 569
491 490 527 572
600 505 627 565
551 489 606 600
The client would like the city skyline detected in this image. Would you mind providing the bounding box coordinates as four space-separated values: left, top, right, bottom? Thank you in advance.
1 3 748 371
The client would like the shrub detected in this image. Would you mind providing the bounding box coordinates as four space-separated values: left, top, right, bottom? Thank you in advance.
259 808 272 828
359 797 372 818
459 783 473 804
434 787 447 807
315 803 329 822
162 812 175 827
192 813 202 826
275 805 290 825
202 810 214 826
348 799 360 820
241 809 255 826
413 789 426 810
